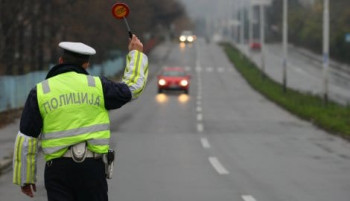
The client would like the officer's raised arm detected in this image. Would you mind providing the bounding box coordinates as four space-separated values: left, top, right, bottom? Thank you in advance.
121 34 149 100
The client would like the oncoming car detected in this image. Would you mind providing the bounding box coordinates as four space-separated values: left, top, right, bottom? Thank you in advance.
179 30 195 43
157 67 191 94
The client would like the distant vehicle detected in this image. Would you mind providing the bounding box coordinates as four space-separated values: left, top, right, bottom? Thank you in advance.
179 30 195 43
250 41 261 51
157 67 191 94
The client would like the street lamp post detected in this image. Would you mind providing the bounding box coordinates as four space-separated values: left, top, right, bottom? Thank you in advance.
249 0 253 58
260 3 265 78
322 0 329 104
282 0 288 92
240 0 245 46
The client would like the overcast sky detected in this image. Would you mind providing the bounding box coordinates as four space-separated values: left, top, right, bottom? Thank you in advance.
179 0 312 21
179 0 238 21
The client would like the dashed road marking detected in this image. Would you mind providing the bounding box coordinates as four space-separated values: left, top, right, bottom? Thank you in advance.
206 67 214 72
197 123 204 133
195 67 202 72
196 106 202 112
197 113 203 121
200 137 210 149
241 195 257 201
218 67 224 73
208 157 229 175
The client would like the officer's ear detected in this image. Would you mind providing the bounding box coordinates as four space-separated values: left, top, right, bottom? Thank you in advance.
82 62 89 69
58 57 64 64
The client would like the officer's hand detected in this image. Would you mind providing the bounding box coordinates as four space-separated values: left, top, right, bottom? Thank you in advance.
21 183 36 197
128 35 143 52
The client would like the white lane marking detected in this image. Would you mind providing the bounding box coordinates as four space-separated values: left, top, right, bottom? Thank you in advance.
201 137 210 149
196 106 202 112
195 67 202 72
218 67 224 73
208 157 229 175
197 123 204 133
197 113 203 121
197 96 202 100
241 195 257 201
196 58 200 68
196 100 201 106
185 66 191 71
206 67 214 72
294 67 306 74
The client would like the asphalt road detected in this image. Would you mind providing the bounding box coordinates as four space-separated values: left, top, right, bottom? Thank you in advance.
237 43 350 105
1 40 350 201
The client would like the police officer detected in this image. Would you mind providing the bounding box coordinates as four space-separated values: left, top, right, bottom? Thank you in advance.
13 35 148 201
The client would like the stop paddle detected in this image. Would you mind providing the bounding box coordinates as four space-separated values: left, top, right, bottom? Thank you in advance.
112 3 133 38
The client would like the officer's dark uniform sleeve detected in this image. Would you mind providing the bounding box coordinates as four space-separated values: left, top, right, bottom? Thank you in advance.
100 76 132 110
19 88 42 138
14 87 40 186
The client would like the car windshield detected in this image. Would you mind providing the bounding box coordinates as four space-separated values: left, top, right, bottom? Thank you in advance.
181 31 193 36
162 70 186 77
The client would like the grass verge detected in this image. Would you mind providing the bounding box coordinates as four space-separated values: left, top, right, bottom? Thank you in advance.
221 43 350 139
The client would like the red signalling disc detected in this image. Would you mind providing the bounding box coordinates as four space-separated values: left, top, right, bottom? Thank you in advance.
112 3 130 19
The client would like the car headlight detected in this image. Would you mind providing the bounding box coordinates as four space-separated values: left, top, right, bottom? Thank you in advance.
158 79 166 86
180 80 188 87
179 36 186 42
187 36 194 42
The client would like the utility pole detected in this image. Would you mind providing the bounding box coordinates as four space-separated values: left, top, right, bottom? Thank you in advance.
240 0 245 46
322 0 329 104
260 3 265 78
249 0 253 58
282 0 288 92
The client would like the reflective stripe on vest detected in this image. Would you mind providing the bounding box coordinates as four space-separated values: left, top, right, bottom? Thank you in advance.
37 72 110 161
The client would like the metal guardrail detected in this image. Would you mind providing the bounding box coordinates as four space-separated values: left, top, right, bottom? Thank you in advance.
0 57 124 112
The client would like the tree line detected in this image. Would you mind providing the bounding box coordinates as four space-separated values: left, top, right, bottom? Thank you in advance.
266 0 350 64
0 0 191 75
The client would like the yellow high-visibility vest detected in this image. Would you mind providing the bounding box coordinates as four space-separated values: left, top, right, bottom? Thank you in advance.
37 72 110 161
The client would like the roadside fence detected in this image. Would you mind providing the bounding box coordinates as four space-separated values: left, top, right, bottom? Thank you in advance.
0 57 124 112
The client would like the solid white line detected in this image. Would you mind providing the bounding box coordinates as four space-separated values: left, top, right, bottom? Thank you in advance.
197 113 203 121
197 123 204 133
201 137 210 149
241 195 257 201
208 157 229 175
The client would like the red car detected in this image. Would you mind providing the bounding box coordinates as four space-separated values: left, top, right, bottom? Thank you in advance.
250 41 261 51
157 67 190 94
